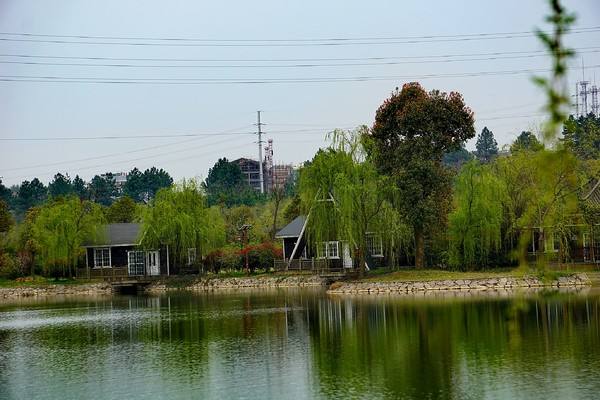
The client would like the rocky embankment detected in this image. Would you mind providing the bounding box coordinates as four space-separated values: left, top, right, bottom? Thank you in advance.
327 274 590 294
0 283 113 299
147 275 328 292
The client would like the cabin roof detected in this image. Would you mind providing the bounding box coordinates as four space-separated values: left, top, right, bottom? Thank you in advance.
85 223 141 247
275 216 307 238
583 178 600 205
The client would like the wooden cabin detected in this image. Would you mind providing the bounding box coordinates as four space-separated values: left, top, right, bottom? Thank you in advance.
526 178 600 265
274 216 386 271
81 223 173 278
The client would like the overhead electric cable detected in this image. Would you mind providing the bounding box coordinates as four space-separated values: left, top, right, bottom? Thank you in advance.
2 49 600 68
2 65 599 85
0 27 597 46
2 46 598 63
0 124 253 171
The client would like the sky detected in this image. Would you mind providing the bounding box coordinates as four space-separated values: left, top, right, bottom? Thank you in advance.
1 0 599 186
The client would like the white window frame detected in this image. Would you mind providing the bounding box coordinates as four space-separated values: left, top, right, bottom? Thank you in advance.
366 234 384 257
128 250 145 276
318 241 340 259
187 248 197 265
545 231 559 253
93 247 111 268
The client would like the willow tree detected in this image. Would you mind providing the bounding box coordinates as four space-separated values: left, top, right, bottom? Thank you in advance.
448 161 505 270
140 180 226 271
518 149 579 266
299 126 403 276
31 196 104 277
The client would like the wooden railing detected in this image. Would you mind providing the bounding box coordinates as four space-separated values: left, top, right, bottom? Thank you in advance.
76 267 129 279
273 258 353 275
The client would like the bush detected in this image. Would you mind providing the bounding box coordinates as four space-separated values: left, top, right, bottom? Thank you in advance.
241 242 283 272
204 242 282 273
0 252 23 279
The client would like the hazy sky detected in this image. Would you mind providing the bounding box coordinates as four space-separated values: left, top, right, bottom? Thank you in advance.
1 0 599 186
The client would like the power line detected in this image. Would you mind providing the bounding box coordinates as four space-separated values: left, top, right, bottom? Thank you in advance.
2 138 255 180
3 49 600 69
0 124 253 171
2 65 599 85
0 127 347 142
3 46 599 63
0 27 597 46
0 29 598 48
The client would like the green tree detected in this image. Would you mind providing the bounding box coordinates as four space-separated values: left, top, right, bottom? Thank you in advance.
562 114 600 159
510 131 544 153
106 196 139 223
140 180 226 271
203 158 264 206
72 175 88 200
448 161 505 269
0 178 11 205
443 144 474 169
123 168 145 201
124 167 173 202
88 173 117 206
31 196 104 277
369 83 475 268
517 149 579 266
17 178 47 215
48 173 74 198
300 127 401 276
142 167 173 200
475 127 499 163
0 200 14 234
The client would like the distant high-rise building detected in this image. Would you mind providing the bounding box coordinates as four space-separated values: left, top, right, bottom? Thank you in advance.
233 158 272 192
272 164 294 190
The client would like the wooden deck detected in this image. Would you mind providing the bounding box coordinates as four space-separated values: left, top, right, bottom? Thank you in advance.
273 259 356 277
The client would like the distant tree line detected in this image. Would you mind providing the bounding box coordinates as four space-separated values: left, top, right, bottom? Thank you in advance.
0 167 173 218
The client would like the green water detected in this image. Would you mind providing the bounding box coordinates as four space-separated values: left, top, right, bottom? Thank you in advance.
0 288 599 400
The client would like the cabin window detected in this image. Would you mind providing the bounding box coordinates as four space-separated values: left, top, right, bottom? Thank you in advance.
94 248 111 268
545 231 560 253
318 241 340 259
366 234 383 257
188 248 197 265
128 251 145 276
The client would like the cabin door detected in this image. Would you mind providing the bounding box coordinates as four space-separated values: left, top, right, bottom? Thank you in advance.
583 233 590 262
146 251 160 276
343 243 353 269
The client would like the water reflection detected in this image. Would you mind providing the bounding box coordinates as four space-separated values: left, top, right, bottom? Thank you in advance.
0 288 599 399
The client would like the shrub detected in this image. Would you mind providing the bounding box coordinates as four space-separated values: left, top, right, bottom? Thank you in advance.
204 242 282 273
0 252 22 279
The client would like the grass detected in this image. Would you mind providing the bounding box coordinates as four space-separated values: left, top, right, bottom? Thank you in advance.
0 276 102 288
361 267 583 283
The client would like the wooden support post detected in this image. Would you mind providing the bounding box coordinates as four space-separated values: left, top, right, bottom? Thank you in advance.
166 245 170 276
288 214 309 269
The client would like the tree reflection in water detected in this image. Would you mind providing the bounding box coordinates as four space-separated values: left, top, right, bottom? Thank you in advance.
0 288 599 399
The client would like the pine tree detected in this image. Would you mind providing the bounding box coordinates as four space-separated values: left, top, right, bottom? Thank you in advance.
475 127 499 163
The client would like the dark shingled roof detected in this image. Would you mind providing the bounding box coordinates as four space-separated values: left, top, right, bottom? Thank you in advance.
583 178 600 206
275 216 307 238
85 223 141 247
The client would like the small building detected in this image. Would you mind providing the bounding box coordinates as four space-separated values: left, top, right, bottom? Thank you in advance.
526 178 600 264
81 223 172 278
274 215 386 271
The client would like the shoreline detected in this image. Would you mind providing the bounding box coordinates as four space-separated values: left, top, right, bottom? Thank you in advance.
327 273 590 294
0 273 592 299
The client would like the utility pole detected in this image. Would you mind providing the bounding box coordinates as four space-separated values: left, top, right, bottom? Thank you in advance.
256 111 265 194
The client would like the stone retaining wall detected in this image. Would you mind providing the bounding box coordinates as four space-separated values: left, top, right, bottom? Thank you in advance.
0 283 113 299
327 274 590 294
147 275 328 292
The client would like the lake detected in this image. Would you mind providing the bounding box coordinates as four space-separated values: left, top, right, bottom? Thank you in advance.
1 288 599 399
